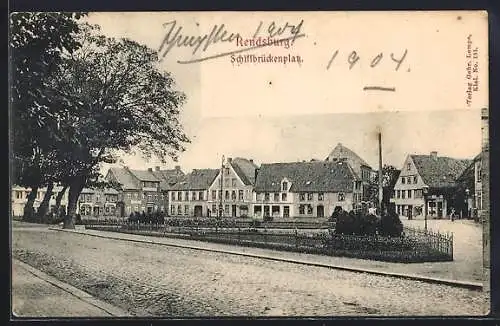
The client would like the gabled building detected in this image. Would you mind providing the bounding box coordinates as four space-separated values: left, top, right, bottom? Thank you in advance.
390 151 471 219
150 165 185 213
105 166 165 216
253 160 362 219
325 143 374 201
207 157 259 218
168 169 219 217
456 153 482 218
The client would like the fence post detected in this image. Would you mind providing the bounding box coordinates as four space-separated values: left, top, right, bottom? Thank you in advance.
450 233 454 260
295 227 299 249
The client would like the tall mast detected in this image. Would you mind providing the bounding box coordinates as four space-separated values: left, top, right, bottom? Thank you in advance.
378 132 383 214
220 155 224 218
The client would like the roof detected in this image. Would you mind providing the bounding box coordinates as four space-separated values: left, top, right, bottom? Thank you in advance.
230 158 259 186
410 154 472 189
254 161 358 193
325 143 371 168
106 167 140 190
151 168 185 190
169 169 219 191
128 169 161 182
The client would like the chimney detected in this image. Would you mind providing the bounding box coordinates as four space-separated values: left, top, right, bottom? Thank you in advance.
227 157 232 163
175 165 181 170
254 168 259 182
155 166 160 171
249 159 254 163
148 168 153 172
430 151 438 160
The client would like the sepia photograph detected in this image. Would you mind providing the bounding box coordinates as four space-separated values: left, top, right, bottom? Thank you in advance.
10 11 490 318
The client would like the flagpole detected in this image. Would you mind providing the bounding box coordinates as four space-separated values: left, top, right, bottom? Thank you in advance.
378 132 383 215
220 155 225 218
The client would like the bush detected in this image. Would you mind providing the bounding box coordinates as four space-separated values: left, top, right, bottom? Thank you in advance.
379 204 403 237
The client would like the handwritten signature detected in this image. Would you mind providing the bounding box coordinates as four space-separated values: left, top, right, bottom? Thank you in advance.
158 19 305 64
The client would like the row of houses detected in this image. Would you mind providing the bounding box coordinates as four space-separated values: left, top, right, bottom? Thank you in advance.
11 143 484 220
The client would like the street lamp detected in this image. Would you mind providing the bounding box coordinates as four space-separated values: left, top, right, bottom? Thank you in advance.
465 188 470 218
422 185 429 231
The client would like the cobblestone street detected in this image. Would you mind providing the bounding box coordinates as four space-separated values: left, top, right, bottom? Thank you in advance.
12 225 489 317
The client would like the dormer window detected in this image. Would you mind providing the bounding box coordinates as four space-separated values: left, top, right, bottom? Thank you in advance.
407 163 411 171
282 181 288 191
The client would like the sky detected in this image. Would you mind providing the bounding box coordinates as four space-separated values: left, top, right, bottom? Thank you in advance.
85 12 486 174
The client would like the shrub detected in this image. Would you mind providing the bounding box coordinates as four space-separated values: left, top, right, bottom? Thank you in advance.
379 204 403 237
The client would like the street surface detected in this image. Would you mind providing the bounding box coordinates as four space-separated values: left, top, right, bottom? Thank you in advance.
12 223 488 317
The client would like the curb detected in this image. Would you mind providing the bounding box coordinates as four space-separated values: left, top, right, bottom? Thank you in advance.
49 227 484 291
14 259 131 317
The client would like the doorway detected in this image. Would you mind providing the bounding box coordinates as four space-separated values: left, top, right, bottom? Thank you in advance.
232 205 237 217
194 205 203 217
317 205 324 218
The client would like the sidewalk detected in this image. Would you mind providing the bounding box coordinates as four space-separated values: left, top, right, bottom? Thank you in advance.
12 259 130 318
50 227 484 291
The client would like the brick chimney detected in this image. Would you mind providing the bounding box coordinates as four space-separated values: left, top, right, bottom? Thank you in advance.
430 151 438 160
155 166 160 171
249 159 254 163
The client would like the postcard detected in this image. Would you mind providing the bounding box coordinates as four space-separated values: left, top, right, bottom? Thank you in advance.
10 11 489 318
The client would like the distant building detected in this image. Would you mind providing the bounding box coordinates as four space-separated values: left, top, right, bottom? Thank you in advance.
11 185 69 217
77 188 120 218
253 160 362 219
390 151 471 219
456 153 482 218
207 157 258 218
325 143 374 201
168 169 219 217
105 166 183 216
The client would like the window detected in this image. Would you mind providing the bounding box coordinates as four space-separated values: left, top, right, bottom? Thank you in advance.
184 205 189 215
15 191 22 199
238 190 244 200
225 204 229 214
338 192 345 201
307 205 313 214
199 191 204 201
282 182 288 191
170 205 175 215
408 190 412 198
407 177 412 184
299 193 305 201
413 176 418 184
224 168 230 176
184 191 189 201
212 190 217 200
224 178 230 187
274 193 280 202
225 191 230 200
177 205 182 215
147 194 152 202
231 178 237 187
415 189 423 198
407 163 411 171
318 193 324 201
212 204 217 214
307 193 313 201
281 193 287 201
477 166 482 182
299 205 305 215
402 177 406 184
397 190 401 198
264 193 270 201
218 190 222 199
231 190 236 200
283 206 290 218
402 190 406 199
177 192 182 201
192 192 196 201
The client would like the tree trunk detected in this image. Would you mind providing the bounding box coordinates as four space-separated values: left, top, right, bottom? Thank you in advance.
54 185 68 217
37 183 54 223
23 184 39 222
63 180 84 229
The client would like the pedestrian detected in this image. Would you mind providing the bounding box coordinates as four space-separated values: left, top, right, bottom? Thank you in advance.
450 207 455 222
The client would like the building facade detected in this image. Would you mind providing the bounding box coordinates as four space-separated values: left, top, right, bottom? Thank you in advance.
253 161 362 219
325 143 374 201
11 185 69 217
207 157 258 218
106 166 184 216
168 169 219 217
390 151 471 219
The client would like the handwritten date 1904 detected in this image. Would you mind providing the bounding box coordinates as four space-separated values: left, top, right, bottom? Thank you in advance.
326 49 409 71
